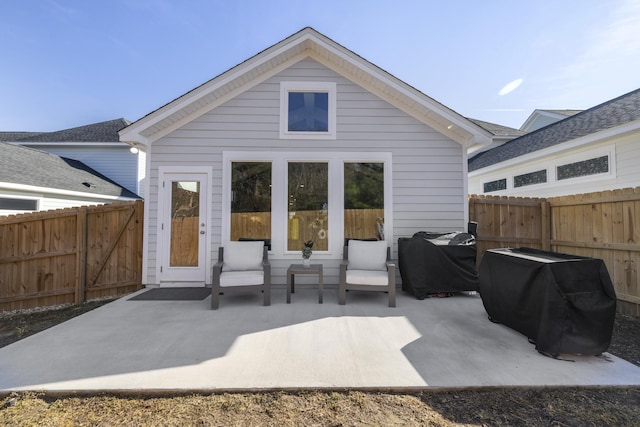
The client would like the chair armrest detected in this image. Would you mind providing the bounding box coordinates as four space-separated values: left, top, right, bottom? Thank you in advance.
386 261 396 274
212 260 223 274
340 259 348 272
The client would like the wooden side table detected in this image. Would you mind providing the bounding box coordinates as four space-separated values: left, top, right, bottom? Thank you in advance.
287 264 323 304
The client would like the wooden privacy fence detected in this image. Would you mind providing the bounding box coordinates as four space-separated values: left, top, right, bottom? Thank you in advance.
469 187 640 316
0 200 143 312
230 209 384 250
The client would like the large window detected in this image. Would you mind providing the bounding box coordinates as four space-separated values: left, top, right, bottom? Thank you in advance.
280 82 336 139
287 162 328 251
344 163 384 241
223 152 391 256
230 162 272 242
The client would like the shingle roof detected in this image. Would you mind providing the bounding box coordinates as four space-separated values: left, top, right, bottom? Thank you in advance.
0 141 139 198
469 88 640 172
467 118 526 137
0 118 130 143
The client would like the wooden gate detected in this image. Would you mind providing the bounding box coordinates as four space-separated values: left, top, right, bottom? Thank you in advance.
0 201 143 312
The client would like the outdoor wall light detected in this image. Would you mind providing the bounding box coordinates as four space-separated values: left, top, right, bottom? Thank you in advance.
129 145 139 154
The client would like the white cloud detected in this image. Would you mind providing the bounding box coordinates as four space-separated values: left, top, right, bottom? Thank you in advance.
498 78 524 96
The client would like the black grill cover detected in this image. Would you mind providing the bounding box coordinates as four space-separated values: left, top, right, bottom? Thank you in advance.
398 232 479 299
479 247 617 357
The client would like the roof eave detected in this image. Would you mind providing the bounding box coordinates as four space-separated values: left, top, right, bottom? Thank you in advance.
119 28 491 147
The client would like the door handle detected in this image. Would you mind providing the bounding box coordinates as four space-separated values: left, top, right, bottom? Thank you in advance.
200 230 205 234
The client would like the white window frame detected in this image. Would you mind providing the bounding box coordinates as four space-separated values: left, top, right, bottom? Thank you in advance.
513 168 548 189
222 151 392 259
280 82 336 140
553 147 615 184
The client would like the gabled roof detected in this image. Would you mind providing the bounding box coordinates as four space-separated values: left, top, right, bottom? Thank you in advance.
0 118 130 143
0 141 139 198
469 88 640 172
120 27 491 148
540 109 584 117
519 109 583 132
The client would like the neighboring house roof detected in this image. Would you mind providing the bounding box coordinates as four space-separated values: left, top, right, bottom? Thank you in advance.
519 109 583 132
465 118 525 156
469 88 640 172
540 109 583 117
0 141 139 198
0 118 130 143
467 118 526 138
120 27 492 148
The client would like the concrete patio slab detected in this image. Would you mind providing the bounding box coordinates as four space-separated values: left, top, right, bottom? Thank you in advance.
1 287 639 392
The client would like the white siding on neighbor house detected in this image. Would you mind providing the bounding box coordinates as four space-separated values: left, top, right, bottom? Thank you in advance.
145 59 467 286
18 144 140 195
0 188 115 217
468 131 639 197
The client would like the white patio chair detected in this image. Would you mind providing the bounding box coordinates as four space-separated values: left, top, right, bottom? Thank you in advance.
339 239 396 307
211 240 271 309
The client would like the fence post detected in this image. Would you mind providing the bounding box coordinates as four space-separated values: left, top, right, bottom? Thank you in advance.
541 200 550 251
75 207 87 304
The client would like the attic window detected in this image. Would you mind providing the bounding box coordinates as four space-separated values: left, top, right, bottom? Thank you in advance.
280 82 336 139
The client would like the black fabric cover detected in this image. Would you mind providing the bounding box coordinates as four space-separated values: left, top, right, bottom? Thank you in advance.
398 232 479 299
479 247 617 357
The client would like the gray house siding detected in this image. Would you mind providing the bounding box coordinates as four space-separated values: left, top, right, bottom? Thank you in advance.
144 59 465 285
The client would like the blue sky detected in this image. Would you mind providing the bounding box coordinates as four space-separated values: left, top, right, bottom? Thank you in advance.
1 0 639 131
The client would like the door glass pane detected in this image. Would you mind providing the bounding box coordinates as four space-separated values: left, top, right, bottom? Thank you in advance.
170 181 200 267
344 163 384 241
288 162 328 251
230 162 272 243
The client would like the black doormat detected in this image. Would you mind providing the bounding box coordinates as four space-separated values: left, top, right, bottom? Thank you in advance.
128 287 212 301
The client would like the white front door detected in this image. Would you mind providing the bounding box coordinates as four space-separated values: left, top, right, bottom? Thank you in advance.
160 172 209 284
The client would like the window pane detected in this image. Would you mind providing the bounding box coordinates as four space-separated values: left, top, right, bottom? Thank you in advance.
170 181 200 267
231 162 271 243
344 163 384 241
0 198 37 210
557 156 608 180
514 169 547 188
288 92 328 132
288 162 328 251
484 179 506 193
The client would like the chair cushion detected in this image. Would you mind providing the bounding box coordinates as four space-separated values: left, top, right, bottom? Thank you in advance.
222 241 264 271
346 270 389 286
348 240 387 271
220 270 264 287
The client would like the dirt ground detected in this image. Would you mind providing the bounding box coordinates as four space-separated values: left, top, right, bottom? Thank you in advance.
1 300 639 426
